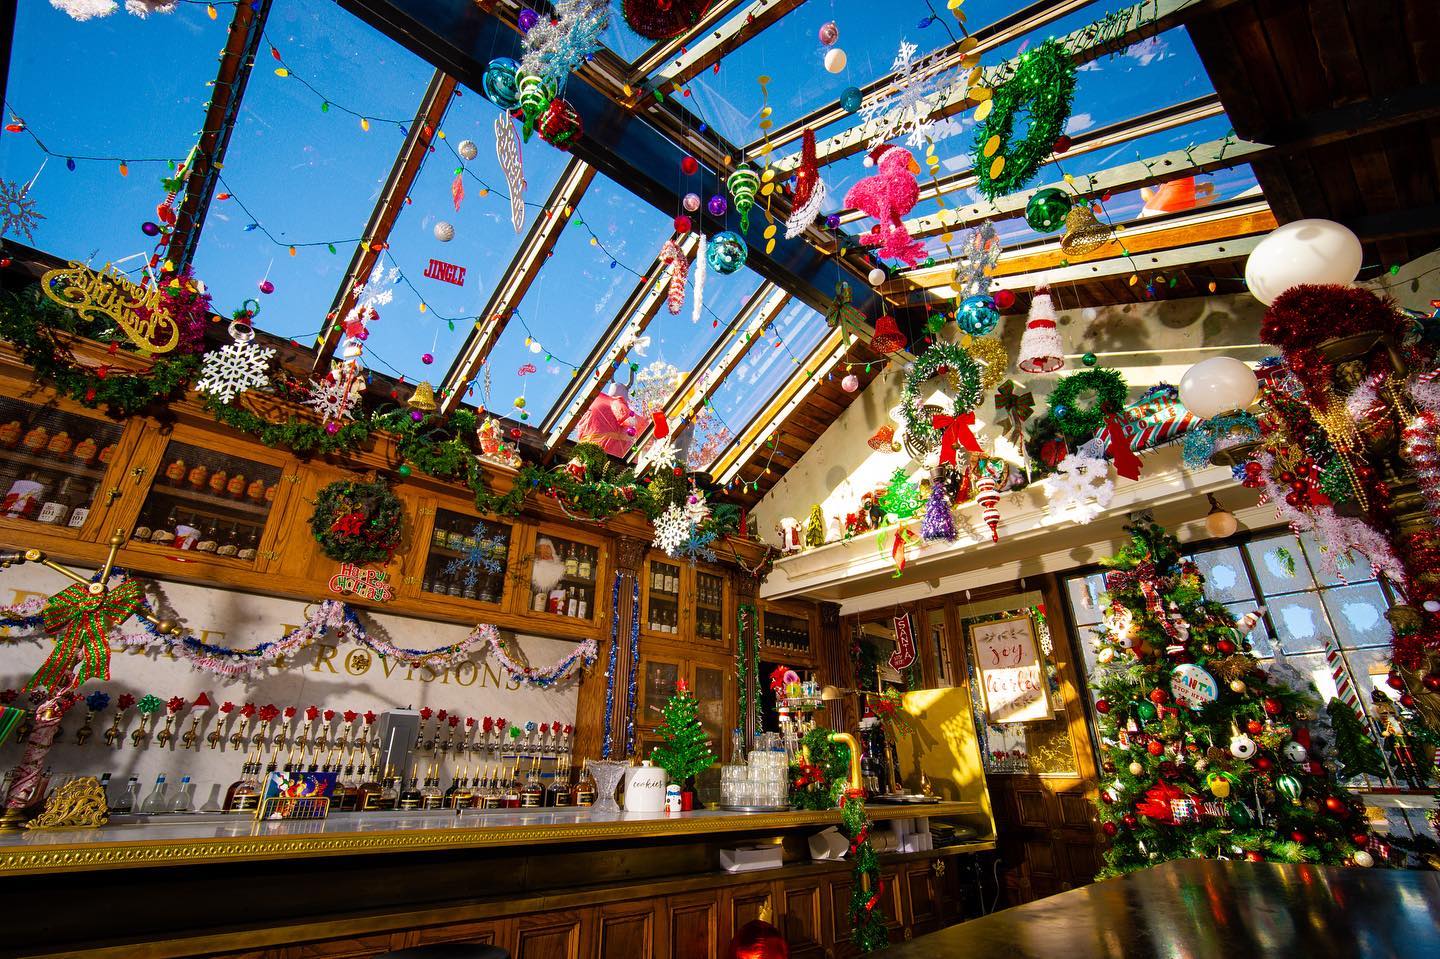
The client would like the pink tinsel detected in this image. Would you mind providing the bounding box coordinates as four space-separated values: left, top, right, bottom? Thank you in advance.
843 145 926 267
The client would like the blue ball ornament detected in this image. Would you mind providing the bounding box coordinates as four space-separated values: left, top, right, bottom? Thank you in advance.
840 86 862 113
956 294 1000 336
706 231 748 275
482 57 521 110
1054 404 1069 418
517 8 540 32
825 213 841 229
707 194 728 217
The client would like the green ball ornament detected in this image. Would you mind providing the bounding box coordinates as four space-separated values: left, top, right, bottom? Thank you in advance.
1137 701 1157 721
1082 352 1098 367
517 71 555 122
925 313 947 334
1228 801 1255 828
397 464 412 477
1276 773 1302 803
1024 187 1073 232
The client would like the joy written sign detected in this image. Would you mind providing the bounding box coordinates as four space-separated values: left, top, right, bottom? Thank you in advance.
970 613 1051 724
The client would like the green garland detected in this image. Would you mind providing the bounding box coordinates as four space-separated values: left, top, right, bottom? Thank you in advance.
308 478 405 564
736 603 757 739
789 728 850 810
1046 367 1128 441
841 793 888 952
972 39 1077 201
900 342 983 452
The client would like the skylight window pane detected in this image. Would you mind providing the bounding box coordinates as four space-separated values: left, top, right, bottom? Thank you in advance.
362 91 570 387
0 4 222 268
190 0 434 342
475 171 673 421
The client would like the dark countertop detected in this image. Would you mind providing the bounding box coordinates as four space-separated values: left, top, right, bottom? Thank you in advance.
880 859 1440 958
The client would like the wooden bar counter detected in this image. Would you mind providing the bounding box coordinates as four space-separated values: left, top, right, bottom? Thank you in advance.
0 803 996 959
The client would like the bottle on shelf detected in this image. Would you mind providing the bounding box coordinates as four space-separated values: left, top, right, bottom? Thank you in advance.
168 775 195 814
224 750 263 813
547 756 572 808
111 775 140 814
65 482 95 530
376 767 400 811
576 590 588 619
333 749 358 812
566 587 578 618
356 758 384 812
421 763 444 810
443 766 467 809
139 774 169 814
501 760 522 809
479 765 500 809
236 527 259 562
35 477 76 526
196 519 220 554
564 544 578 579
520 756 544 808
96 772 112 807
150 509 178 545
398 771 423 811
577 548 592 581
573 762 596 807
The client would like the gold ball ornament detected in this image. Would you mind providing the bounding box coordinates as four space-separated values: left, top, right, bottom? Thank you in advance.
1201 643 1215 655
156 619 180 636
964 336 1010 391
514 396 526 410
1128 761 1144 776
1229 680 1246 693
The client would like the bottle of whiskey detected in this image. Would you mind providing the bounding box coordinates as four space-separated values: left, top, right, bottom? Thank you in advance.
398 770 424 810
573 762 597 807
333 747 358 812
577 548 592 581
564 544 578 578
547 755 572 808
520 756 544 808
355 758 384 812
237 527 259 562
443 766 465 808
225 750 263 813
420 763 444 810
501 760 522 809
476 765 497 809
375 767 400 811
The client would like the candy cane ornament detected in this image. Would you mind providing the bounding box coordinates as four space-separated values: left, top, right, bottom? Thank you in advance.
976 475 1001 543
658 239 688 315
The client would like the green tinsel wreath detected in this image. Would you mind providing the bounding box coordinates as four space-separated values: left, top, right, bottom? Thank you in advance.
1046 368 1129 442
309 478 405 565
900 342 983 452
972 39 1077 201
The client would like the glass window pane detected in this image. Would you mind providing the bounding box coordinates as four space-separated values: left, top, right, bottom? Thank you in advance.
1300 531 1378 589
1190 547 1254 603
1266 592 1330 655
1246 533 1315 595
1275 651 1330 700
927 608 952 688
1064 572 1108 627
1321 583 1392 650
1224 602 1274 659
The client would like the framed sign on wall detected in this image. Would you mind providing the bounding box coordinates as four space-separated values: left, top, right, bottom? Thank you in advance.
970 612 1052 724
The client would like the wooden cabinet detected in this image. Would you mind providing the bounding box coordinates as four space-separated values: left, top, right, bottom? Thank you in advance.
636 652 733 758
594 901 656 959
517 522 609 636
408 502 518 613
514 910 585 959
778 878 827 959
666 891 720 959
760 600 816 663
641 552 732 649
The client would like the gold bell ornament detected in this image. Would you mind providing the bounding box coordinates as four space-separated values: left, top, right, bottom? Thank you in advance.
1059 203 1113 257
407 380 438 413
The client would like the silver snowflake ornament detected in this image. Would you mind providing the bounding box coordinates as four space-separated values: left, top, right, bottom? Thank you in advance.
0 178 45 243
197 325 273 405
443 522 509 589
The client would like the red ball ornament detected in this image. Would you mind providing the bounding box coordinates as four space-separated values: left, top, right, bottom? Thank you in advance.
1216 639 1236 655
993 289 1017 310
729 918 789 959
1400 693 1416 708
1352 833 1370 846
1148 689 1169 705
1052 134 1072 154
1102 821 1118 836
1147 740 1165 756
672 466 684 476
1263 697 1282 716
681 156 699 176
1255 756 1272 771
1244 851 1265 863
1246 719 1264 735
1386 673 1406 690
1095 698 1111 714
1324 796 1347 815
1423 674 1440 692
1122 813 1138 829
673 215 693 234
1285 492 1303 508
1291 831 1308 844
537 98 582 151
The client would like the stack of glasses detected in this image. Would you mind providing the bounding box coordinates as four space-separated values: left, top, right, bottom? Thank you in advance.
720 733 789 809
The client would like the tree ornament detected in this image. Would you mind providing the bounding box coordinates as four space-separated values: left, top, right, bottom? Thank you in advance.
840 86 862 113
0 177 45 243
706 231 747 275
1229 730 1256 759
682 192 701 212
955 222 1002 299
481 57 522 110
823 48 847 73
844 144 926 267
1082 352 1097 367
920 480 956 542
1128 761 1144 776
1046 447 1114 525
1024 187 1072 232
841 373 860 393
519 0 609 85
516 71 556 140
877 467 924 521
972 40 1076 199
707 194 727 216
727 163 760 233
1017 285 1064 374
673 215 691 234
956 294 1000 336
818 21 838 44
495 113 528 233
658 239 689 315
1275 774 1302 803
784 129 827 240
537 98 582 151
433 221 454 242
1353 849 1374 868
457 139 479 161
196 321 273 405
621 0 714 40
975 475 1001 543
868 267 888 286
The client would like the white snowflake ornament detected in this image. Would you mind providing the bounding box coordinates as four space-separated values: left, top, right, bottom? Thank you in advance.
1046 446 1115 525
0 178 45 242
652 504 692 556
636 438 678 475
306 370 362 424
197 322 273 405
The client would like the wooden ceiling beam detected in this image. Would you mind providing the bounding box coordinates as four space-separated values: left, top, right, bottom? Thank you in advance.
439 159 596 412
634 0 806 100
315 68 458 372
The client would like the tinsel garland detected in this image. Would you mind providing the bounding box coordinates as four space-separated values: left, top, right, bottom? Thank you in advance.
736 603 758 738
900 343 983 452
1400 410 1440 526
1181 412 1262 471
0 582 597 686
971 39 1076 201
623 575 641 757
601 572 622 759
1046 368 1129 442
840 792 888 952
691 233 707 325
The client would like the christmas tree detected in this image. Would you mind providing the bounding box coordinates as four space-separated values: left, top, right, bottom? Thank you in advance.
652 679 713 785
920 480 956 541
877 467 923 521
1325 698 1387 781
1089 518 1372 877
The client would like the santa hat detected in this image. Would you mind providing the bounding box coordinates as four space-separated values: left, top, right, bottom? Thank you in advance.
1017 286 1065 374
863 144 899 168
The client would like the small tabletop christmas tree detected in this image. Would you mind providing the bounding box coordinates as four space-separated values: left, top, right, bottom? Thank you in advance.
653 679 714 786
877 467 923 521
1089 518 1373 876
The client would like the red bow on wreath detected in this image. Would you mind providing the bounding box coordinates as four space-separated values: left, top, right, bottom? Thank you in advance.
28 580 144 691
329 510 365 536
930 411 982 466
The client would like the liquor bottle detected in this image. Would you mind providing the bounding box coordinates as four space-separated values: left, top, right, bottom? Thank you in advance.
355 760 384 812
547 756 572 808
456 768 477 810
443 767 465 808
139 774 169 814
576 591 588 619
224 751 263 813
111 775 140 814
333 749 358 812
577 549 592 581
376 768 400 811
520 757 544 808
475 765 496 809
168 775 195 813
564 544 578 578
195 520 220 554
566 587 578 618
36 477 77 525
573 762 596 807
501 760 522 809
420 763 444 810
215 523 240 558
533 589 548 612
150 509 178 544
398 772 423 810
237 527 259 562
66 482 95 529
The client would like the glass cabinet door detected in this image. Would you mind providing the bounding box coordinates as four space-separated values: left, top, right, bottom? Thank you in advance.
640 657 681 727
643 558 682 636
762 609 811 656
694 569 727 645
129 440 282 563
692 663 727 749
526 532 600 621
0 395 123 535
420 508 512 607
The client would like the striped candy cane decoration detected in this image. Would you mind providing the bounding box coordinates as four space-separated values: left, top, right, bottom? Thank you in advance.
1324 638 1363 720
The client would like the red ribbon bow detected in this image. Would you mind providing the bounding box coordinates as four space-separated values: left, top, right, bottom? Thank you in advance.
1104 412 1143 481
30 580 143 691
930 411 982 466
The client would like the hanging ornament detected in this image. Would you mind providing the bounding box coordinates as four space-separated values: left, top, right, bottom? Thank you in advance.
682 192 701 212
824 48 847 73
0 177 45 242
1046 446 1114 525
680 156 700 176
868 267 888 286
706 231 747 275
620 0 714 40
658 239 689 315
1017 285 1064 374
870 315 907 355
727 163 760 233
707 194 728 216
975 474 1001 543
516 71 556 140
955 222 1001 298
920 481 956 542
457 139 479 161
956 295 1000 336
818 21 839 45
537 97 583 151
306 368 363 427
784 129 826 240
517 7 540 31
197 321 274 405
481 57 522 110
495 114 527 234
842 373 860 393
844 144 926 267
433 221 455 242
1400 410 1440 526
673 215 692 234
1024 187 1072 232
691 233 707 324
520 0 609 85
840 86 862 113
1060 204 1113 257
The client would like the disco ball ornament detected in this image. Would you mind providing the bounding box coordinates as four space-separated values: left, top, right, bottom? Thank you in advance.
682 192 701 212
537 98 582 151
673 215 692 234
840 86 862 113
956 295 1000 336
824 48 847 73
868 267 887 286
457 139 479 161
818 21 839 45
517 7 540 32
707 194 728 216
433 221 455 242
706 231 747 275
482 57 521 110
1025 188 1073 232
841 373 860 392
681 156 699 176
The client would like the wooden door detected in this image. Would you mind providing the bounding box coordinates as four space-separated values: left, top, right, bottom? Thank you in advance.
665 891 719 959
719 881 772 952
778 878 826 959
513 910 585 959
595 901 656 959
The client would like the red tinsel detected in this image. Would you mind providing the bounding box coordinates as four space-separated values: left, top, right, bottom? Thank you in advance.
621 0 714 40
1261 285 1404 352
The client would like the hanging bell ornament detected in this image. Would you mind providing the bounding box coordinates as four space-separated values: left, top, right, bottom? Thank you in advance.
407 380 439 413
1060 204 1113 256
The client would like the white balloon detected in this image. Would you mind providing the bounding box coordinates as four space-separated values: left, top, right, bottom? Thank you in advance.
1244 218 1362 305
1179 356 1258 419
433 221 455 242
868 267 887 286
824 48 847 73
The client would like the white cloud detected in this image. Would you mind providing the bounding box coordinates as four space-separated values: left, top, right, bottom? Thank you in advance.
1065 112 1095 134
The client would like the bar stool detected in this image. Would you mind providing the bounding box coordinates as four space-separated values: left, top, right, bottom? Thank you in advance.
376 944 510 959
